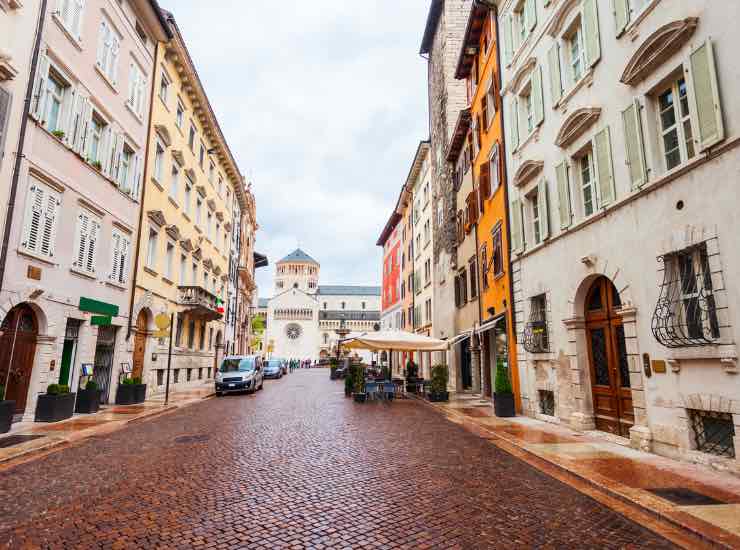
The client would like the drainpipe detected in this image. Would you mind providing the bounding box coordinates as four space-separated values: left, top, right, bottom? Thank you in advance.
127 40 161 341
0 0 49 292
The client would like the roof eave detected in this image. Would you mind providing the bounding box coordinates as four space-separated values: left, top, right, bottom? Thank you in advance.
419 0 444 55
454 2 491 79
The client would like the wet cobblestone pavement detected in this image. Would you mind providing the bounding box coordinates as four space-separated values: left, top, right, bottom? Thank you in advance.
0 370 676 549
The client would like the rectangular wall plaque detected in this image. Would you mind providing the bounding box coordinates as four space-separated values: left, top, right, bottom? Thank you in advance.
652 360 667 374
27 265 42 280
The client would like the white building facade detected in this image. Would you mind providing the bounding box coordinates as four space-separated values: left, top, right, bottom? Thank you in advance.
499 0 740 469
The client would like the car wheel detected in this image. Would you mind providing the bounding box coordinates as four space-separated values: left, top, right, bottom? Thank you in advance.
215 391 223 397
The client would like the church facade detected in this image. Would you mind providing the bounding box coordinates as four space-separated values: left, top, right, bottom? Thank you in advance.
264 250 380 361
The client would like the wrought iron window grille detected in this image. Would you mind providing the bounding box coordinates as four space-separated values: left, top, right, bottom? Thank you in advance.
539 390 555 416
652 239 727 348
689 409 735 459
523 294 549 353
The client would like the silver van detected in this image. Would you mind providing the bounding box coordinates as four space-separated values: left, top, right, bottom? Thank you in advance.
215 355 264 396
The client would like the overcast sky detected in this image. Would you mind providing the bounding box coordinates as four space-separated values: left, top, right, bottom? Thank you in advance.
162 1 431 300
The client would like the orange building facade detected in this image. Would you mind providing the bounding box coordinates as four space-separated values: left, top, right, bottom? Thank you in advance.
455 2 519 407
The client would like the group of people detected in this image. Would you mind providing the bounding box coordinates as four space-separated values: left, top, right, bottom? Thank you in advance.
288 358 314 372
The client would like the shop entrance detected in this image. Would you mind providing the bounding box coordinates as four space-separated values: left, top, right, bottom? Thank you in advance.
92 326 117 404
0 304 38 414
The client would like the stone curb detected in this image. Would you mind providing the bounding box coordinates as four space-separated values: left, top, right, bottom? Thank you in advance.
416 396 740 550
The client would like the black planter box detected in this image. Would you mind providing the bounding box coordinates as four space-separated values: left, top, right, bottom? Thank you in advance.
74 389 100 414
428 391 449 402
494 392 516 418
134 384 147 403
35 393 76 422
406 378 422 394
0 400 14 433
353 393 367 403
115 384 136 405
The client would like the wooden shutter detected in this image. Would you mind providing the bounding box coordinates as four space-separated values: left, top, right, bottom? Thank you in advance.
111 36 120 85
111 133 124 184
503 15 513 64
86 217 101 273
518 95 529 138
79 98 93 156
537 179 550 240
96 20 107 68
479 162 491 202
614 0 630 36
0 88 10 165
40 187 60 257
490 142 500 194
526 0 537 31
689 39 724 151
100 125 113 176
119 236 130 283
131 152 143 199
583 0 601 67
481 92 488 129
555 161 572 229
22 183 44 253
69 93 86 153
548 43 562 104
593 126 615 207
511 199 523 252
621 99 648 189
31 53 50 121
75 211 89 269
532 65 544 127
507 96 519 150
110 230 121 282
71 0 84 39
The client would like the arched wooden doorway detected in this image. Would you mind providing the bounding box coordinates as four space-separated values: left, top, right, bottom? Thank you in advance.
132 309 149 379
0 305 39 414
585 276 634 437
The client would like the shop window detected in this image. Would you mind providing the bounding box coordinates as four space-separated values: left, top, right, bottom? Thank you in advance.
523 294 549 353
187 368 192 382
689 410 735 459
539 390 555 416
157 370 164 386
173 369 180 383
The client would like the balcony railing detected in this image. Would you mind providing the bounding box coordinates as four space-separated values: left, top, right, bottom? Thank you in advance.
177 285 222 321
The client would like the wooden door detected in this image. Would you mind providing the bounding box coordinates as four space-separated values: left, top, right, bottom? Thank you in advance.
0 305 38 413
132 310 147 379
585 277 634 437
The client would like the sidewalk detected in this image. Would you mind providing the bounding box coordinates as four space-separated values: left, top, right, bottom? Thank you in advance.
0 383 214 468
422 392 740 549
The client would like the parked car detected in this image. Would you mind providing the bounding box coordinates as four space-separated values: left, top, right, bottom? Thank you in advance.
274 357 289 375
215 355 264 396
263 359 284 380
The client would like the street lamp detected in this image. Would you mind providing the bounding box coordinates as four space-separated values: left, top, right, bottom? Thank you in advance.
334 314 350 362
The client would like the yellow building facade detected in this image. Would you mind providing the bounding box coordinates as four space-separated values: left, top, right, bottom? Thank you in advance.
129 12 248 394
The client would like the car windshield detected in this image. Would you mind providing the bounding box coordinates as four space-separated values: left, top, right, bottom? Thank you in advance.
266 361 281 369
220 358 255 373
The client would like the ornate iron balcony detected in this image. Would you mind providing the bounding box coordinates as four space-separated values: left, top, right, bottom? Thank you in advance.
177 285 222 321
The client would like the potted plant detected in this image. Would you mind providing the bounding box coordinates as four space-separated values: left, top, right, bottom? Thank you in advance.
493 358 516 417
35 384 76 422
404 359 419 393
329 358 338 380
132 376 147 403
115 377 137 405
428 364 449 402
51 130 65 140
0 385 14 434
351 365 366 402
74 379 100 414
91 160 102 171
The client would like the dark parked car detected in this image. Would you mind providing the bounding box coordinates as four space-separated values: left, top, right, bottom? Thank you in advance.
263 359 284 379
215 355 264 396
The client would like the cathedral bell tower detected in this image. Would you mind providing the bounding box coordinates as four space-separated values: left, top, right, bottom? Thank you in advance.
273 249 320 295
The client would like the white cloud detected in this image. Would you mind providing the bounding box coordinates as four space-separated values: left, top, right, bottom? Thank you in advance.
162 0 430 296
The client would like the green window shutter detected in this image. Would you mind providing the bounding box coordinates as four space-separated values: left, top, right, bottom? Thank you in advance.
689 39 724 151
614 0 630 36
583 0 601 67
518 95 529 139
555 161 572 229
507 95 519 150
537 179 550 240
526 0 537 31
621 99 648 189
531 65 544 127
503 15 514 64
510 199 523 253
548 43 562 105
594 126 615 207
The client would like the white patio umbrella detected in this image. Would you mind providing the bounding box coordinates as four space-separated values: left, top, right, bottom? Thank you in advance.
341 330 449 352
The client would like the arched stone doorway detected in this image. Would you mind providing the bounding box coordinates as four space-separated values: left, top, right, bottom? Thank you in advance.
0 304 39 414
584 276 635 437
132 309 150 380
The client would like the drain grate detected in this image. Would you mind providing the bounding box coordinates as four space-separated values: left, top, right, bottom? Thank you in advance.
0 435 45 448
174 434 210 444
647 487 725 506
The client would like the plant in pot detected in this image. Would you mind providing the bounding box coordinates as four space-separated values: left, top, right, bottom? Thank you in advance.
115 377 137 405
51 130 65 140
132 376 147 403
404 359 419 393
427 364 449 402
493 358 516 417
0 384 15 434
351 364 366 402
35 383 76 422
91 160 102 171
75 379 100 414
329 358 338 380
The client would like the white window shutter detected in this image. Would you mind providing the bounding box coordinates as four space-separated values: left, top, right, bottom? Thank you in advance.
526 0 537 31
689 39 724 151
518 95 528 138
96 20 107 67
593 126 615 207
583 0 601 67
131 152 143 199
138 76 147 116
22 184 44 252
537 179 550 240
556 161 572 229
548 43 562 105
127 62 136 108
109 231 121 281
72 0 84 39
69 93 85 153
111 133 124 184
86 218 100 273
100 125 113 176
111 37 120 84
60 86 77 146
41 190 60 257
74 211 88 268
31 53 50 121
532 65 544 127
503 15 514 64
79 98 93 158
614 0 630 36
621 99 648 189
510 199 523 253
0 88 11 164
508 95 519 150
120 236 130 283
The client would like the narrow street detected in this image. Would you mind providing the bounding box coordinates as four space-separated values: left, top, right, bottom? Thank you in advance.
0 370 675 549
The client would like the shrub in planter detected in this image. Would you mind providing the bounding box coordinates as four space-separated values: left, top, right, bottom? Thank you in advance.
75 379 100 414
115 377 137 405
132 376 147 403
349 364 366 402
427 364 449 402
35 384 76 422
0 384 14 434
493 358 516 418
329 358 339 380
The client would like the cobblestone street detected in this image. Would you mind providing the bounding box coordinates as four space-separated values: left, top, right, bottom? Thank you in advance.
0 370 677 549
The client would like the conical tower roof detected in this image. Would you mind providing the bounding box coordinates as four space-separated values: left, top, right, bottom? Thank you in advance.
277 248 319 266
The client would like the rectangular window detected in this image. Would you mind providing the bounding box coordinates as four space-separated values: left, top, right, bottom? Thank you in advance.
480 243 489 290
159 70 170 104
209 162 215 183
146 228 158 270
176 101 184 129
96 18 121 84
469 258 478 300
530 190 541 244
658 77 695 171
109 230 131 284
165 242 174 279
179 254 187 284
568 24 585 84
192 263 198 285
87 112 106 164
187 319 195 349
199 321 206 350
188 123 196 151
490 143 500 195
127 61 147 117
58 0 85 40
524 294 549 352
73 209 101 275
579 150 596 217
492 225 504 276
196 198 202 226
184 179 192 215
154 140 165 183
207 211 213 240
169 160 181 200
199 142 205 168
175 314 183 347
21 180 60 258
45 69 70 133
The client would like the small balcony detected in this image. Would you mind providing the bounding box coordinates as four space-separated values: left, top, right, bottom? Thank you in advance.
177 285 222 321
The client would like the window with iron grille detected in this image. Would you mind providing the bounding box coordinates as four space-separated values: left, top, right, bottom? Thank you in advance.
652 240 726 348
539 390 555 416
157 370 164 386
523 294 549 353
688 409 735 459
